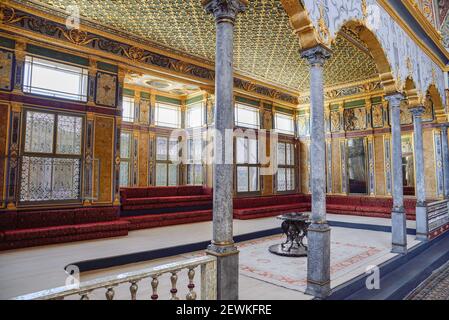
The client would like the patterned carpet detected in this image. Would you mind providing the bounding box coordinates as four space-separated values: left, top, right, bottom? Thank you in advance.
406 261 449 300
236 234 387 292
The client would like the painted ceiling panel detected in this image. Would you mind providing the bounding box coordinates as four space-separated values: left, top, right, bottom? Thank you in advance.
17 0 379 92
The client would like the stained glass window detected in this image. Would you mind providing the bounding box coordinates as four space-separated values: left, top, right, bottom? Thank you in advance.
236 137 260 193
20 110 83 202
23 56 88 102
276 142 295 192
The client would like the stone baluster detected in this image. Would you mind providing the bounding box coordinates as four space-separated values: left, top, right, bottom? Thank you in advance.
441 125 449 199
151 276 159 300
300 44 332 299
386 93 407 254
129 281 138 300
80 293 89 300
186 267 197 300
170 272 179 300
410 106 428 241
105 287 115 300
202 0 247 300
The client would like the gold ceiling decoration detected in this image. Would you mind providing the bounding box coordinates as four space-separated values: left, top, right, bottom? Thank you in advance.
13 0 379 92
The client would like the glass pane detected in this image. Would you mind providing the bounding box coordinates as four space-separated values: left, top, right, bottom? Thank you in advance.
277 143 285 166
277 168 286 192
23 56 88 101
120 133 131 158
237 166 248 192
236 137 247 164
120 162 130 187
193 139 202 162
275 113 294 135
402 136 415 195
52 158 81 200
156 163 167 186
347 138 367 194
122 97 135 122
194 164 203 185
249 167 259 191
287 168 295 191
187 165 194 185
169 140 179 161
235 104 260 129
156 103 180 128
286 144 292 165
156 137 168 161
168 164 178 186
56 115 82 155
248 139 258 164
24 111 55 153
187 103 203 128
20 156 52 202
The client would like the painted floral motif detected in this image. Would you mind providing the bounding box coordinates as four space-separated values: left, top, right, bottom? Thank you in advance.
96 72 117 107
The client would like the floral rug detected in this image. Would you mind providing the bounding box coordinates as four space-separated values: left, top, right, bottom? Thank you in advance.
237 234 385 292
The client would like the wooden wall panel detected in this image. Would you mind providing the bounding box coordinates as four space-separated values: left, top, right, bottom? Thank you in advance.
374 134 386 196
299 141 310 193
331 139 341 194
138 131 149 186
423 128 437 199
93 116 114 203
0 104 9 207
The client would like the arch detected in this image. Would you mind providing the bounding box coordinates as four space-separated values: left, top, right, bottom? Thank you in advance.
426 84 445 122
280 0 321 50
404 77 420 108
332 20 398 95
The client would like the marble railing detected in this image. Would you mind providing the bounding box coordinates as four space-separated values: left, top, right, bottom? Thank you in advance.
427 200 449 232
13 255 217 300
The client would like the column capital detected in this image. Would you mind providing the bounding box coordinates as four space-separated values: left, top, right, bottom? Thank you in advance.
300 44 332 67
202 0 248 24
409 105 425 117
384 92 404 108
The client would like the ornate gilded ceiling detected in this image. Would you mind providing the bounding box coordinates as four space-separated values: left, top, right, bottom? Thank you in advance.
13 0 379 93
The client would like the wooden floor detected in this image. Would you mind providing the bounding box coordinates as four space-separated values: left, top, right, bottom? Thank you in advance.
0 214 418 300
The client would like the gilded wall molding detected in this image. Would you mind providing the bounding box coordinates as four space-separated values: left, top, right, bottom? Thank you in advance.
0 4 299 106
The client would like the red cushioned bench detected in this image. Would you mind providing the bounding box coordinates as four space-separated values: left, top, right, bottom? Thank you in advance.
0 207 128 251
233 194 311 220
325 195 417 220
120 186 213 212
123 210 212 231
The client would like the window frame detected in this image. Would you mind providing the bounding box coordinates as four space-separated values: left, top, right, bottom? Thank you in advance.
275 140 297 194
185 102 205 128
122 96 135 123
119 131 133 187
154 136 180 186
19 108 85 205
186 136 204 186
274 111 295 135
155 102 181 129
23 55 88 102
234 103 260 129
234 136 260 195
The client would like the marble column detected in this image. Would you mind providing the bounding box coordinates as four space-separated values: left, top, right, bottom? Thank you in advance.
203 0 247 300
386 93 407 254
301 44 332 299
410 106 428 241
441 125 449 199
